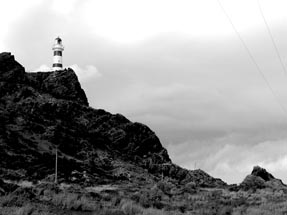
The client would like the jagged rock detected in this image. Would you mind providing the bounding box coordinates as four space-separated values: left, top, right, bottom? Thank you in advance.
240 166 286 191
251 166 274 181
26 68 89 106
0 52 225 188
240 175 266 191
0 52 25 82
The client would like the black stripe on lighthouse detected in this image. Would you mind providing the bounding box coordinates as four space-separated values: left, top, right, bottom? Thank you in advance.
54 51 62 56
53 63 63 68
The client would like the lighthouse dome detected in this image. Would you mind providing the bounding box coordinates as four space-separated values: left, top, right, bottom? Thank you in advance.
52 37 64 51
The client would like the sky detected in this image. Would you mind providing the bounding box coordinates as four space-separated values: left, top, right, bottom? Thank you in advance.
2 0 287 184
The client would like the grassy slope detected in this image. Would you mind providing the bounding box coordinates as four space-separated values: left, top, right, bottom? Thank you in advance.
1 180 287 215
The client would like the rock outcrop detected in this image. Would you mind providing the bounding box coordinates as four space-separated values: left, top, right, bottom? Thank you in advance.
0 52 225 188
240 166 286 191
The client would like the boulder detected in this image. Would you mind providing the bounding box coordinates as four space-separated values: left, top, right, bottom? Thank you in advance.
240 166 286 191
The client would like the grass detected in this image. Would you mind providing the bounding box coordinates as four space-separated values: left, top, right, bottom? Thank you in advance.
120 200 143 215
0 192 30 207
142 208 170 215
15 203 34 215
0 204 57 215
3 181 287 215
51 192 98 211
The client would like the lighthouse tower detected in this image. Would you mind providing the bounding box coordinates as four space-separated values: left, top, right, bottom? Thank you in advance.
52 37 64 70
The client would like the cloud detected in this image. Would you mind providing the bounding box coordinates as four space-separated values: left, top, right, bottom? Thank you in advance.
31 64 101 82
31 64 51 72
68 64 101 82
51 0 80 16
5 0 287 184
167 132 287 184
207 138 287 184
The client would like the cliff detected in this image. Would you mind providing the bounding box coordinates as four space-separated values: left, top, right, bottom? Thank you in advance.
0 52 225 188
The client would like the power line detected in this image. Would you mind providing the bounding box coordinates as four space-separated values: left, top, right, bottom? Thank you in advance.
257 0 287 76
217 0 287 116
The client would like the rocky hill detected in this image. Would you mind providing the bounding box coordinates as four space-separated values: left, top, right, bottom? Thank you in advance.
239 166 286 191
0 52 225 188
3 53 287 214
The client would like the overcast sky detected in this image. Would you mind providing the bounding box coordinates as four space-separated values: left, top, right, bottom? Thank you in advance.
3 0 287 184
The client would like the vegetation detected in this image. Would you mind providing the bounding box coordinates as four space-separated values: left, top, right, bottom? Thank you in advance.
1 180 287 215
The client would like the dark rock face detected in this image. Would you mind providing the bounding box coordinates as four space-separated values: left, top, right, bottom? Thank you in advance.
251 166 274 181
0 52 25 82
0 52 225 188
240 175 266 191
26 68 88 106
240 166 286 191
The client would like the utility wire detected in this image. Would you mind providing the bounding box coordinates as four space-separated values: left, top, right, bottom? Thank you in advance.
217 0 287 116
257 0 287 76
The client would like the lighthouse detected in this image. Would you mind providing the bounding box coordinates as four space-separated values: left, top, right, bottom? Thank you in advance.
52 37 64 70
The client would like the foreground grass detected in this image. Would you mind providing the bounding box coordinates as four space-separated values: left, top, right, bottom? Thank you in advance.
2 199 287 215
1 182 287 215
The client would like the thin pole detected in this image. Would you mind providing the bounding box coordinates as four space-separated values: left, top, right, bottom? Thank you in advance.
55 146 58 184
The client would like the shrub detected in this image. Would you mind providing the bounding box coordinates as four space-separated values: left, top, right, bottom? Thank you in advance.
157 181 173 194
138 192 152 208
142 208 167 215
0 187 35 207
0 194 14 207
120 200 143 215
152 200 165 210
51 192 65 206
15 203 34 215
51 192 97 211
218 205 233 215
183 182 196 194
111 195 122 206
63 193 79 210
97 209 125 215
